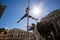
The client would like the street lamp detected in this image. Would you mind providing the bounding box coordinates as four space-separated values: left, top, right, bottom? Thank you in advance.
0 3 7 18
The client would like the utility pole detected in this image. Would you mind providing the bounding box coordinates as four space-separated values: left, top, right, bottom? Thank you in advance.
26 0 30 40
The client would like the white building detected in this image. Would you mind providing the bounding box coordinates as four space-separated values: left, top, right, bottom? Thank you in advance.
0 28 35 40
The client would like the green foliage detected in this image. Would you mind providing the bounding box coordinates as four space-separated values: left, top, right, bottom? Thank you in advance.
0 28 5 33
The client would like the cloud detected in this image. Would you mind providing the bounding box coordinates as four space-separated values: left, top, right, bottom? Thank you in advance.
5 27 8 29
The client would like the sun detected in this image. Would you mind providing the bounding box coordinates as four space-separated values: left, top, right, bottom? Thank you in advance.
32 7 40 15
30 6 42 17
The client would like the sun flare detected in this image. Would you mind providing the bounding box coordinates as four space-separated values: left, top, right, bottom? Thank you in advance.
31 5 42 17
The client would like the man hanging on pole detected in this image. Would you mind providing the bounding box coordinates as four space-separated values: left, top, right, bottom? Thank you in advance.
27 23 41 40
17 7 38 23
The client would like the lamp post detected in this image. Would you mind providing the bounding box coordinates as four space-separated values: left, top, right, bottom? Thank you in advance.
26 0 30 40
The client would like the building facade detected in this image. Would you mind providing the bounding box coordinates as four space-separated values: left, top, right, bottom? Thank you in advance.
39 9 60 40
0 28 35 40
41 9 60 35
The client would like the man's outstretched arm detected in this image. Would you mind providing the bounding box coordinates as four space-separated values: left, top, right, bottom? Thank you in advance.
17 14 27 23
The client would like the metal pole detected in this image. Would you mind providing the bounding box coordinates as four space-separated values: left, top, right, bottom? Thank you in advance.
27 0 30 40
27 13 29 40
28 0 30 7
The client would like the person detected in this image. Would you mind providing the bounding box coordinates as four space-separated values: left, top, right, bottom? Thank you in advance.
17 7 38 23
27 23 41 40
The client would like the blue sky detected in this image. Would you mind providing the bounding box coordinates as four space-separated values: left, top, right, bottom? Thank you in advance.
0 0 60 30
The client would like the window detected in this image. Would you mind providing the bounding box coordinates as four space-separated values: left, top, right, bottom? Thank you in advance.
57 20 60 28
12 34 13 37
59 21 60 24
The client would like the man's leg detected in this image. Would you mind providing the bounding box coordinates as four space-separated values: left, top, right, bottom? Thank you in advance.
28 15 38 21
17 14 27 23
